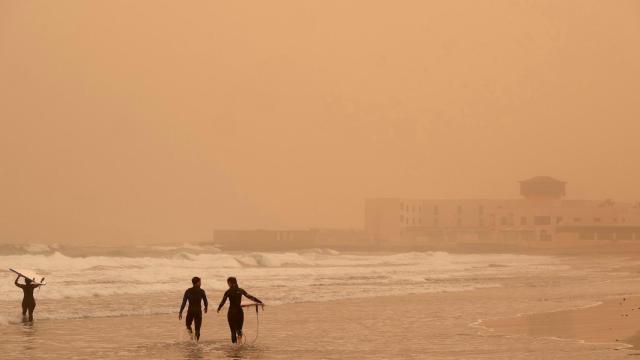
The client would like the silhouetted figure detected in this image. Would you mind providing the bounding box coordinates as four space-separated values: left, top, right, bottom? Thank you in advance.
179 277 208 341
217 277 263 344
14 275 41 321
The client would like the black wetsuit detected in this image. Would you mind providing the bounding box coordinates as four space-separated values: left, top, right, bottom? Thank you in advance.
217 286 262 343
179 287 208 340
15 282 39 321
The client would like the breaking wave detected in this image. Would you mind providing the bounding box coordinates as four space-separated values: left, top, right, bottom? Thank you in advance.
0 248 570 322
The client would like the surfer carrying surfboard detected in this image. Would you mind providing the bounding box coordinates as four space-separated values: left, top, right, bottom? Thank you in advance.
14 275 41 321
217 277 263 344
178 276 208 341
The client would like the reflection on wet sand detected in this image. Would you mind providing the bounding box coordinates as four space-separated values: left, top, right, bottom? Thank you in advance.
179 342 204 360
20 322 37 353
223 344 264 360
176 340 264 360
223 345 246 360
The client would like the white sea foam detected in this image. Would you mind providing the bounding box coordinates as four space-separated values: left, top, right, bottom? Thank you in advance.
0 249 571 322
21 243 59 254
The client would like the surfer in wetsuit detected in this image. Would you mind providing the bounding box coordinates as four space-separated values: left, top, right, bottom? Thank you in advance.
14 275 41 321
179 277 208 341
217 277 263 344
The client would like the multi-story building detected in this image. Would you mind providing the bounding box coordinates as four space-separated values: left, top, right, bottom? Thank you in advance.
365 176 640 246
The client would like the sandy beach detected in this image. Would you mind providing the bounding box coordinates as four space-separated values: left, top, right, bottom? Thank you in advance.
3 250 640 359
3 285 640 359
483 295 640 354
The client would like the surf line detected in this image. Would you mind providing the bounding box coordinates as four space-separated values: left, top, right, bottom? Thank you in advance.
240 303 265 345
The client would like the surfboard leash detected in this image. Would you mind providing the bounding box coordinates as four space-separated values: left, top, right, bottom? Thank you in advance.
240 303 263 345
251 303 260 345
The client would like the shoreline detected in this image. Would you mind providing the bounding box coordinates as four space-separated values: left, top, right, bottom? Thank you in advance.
3 251 639 358
481 295 640 351
2 280 636 358
7 240 640 257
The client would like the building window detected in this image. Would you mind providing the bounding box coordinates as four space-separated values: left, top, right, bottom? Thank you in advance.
556 217 563 224
534 216 551 225
573 217 582 223
400 215 404 223
579 232 594 240
594 217 601 223
521 217 527 225
618 231 632 240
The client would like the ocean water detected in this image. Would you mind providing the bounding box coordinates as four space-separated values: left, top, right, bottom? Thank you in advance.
0 245 569 321
0 244 635 359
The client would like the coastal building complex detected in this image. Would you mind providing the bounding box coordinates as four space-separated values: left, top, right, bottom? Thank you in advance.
365 177 640 245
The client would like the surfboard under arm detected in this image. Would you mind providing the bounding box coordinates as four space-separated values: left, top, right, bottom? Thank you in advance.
241 303 264 311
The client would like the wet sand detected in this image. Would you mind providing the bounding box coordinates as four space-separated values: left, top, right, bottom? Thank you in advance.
2 287 637 360
483 295 640 352
3 254 640 359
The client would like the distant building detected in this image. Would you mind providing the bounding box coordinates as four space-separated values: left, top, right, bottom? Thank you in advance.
365 177 640 245
519 176 566 200
213 228 368 251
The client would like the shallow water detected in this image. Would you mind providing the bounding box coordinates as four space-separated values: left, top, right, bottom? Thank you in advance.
1 246 638 359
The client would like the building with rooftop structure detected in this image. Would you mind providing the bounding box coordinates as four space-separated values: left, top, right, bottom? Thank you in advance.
365 177 640 247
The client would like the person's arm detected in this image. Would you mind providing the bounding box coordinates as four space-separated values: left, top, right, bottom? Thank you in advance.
14 275 24 288
202 289 208 313
217 290 229 313
242 289 263 304
179 289 188 319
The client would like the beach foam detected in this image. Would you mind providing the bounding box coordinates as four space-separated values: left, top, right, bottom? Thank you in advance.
0 248 571 321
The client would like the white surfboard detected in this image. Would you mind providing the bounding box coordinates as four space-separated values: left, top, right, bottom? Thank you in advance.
9 268 46 285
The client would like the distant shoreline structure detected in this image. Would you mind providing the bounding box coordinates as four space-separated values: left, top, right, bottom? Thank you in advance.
214 176 640 253
212 228 369 252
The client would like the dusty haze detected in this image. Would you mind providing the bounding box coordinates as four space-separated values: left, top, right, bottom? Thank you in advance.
1 1 639 244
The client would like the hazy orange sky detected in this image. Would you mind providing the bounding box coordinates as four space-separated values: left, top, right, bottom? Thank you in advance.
1 1 639 244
